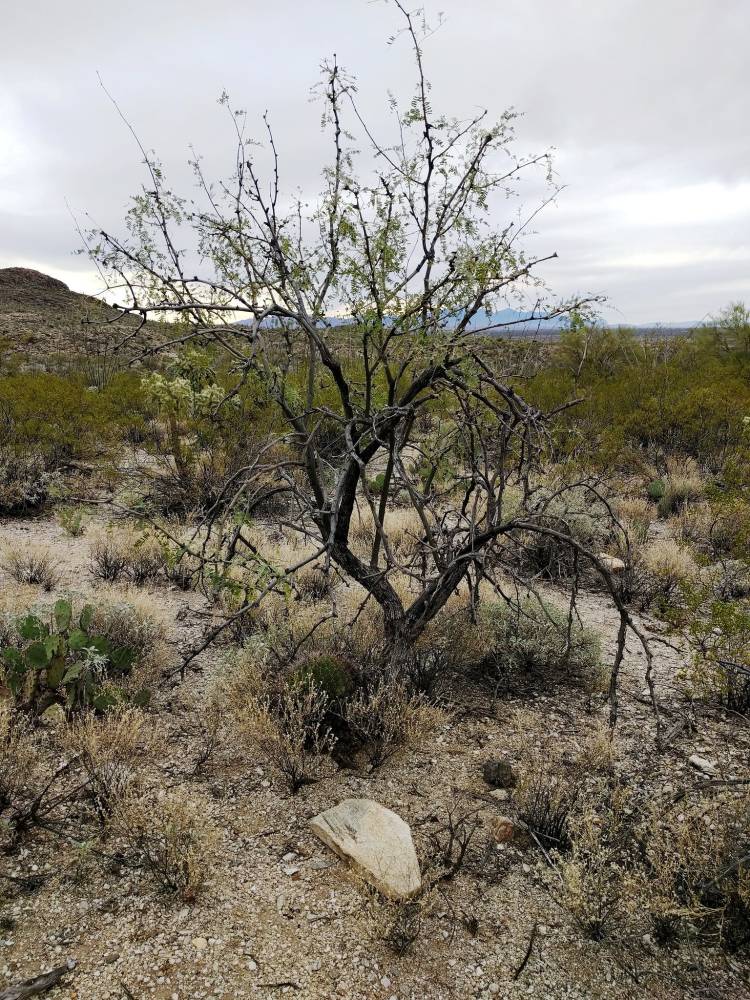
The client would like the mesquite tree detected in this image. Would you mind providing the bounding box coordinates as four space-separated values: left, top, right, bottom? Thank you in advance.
87 2 656 731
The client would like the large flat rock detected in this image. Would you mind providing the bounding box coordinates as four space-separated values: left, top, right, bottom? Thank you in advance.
309 798 421 899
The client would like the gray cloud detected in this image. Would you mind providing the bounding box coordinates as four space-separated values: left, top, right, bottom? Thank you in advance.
2 0 748 323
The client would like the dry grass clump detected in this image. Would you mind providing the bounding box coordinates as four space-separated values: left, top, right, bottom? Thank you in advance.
236 679 337 793
341 675 446 770
63 707 158 816
294 563 333 602
110 787 216 900
89 527 166 584
364 888 433 955
614 496 654 546
633 790 750 949
639 537 698 606
0 449 50 515
0 701 41 815
87 590 172 686
557 783 635 941
2 544 61 591
658 456 703 517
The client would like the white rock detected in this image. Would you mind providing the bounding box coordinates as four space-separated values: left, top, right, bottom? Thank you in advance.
689 754 718 776
192 937 207 951
309 798 421 899
597 553 626 573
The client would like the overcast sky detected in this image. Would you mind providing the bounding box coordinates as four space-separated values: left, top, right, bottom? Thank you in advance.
2 0 748 324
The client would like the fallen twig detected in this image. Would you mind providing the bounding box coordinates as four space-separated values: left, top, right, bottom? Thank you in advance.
0 960 76 1000
513 922 538 980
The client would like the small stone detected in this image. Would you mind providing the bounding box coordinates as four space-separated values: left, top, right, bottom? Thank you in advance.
689 754 718 776
482 759 517 789
192 937 207 951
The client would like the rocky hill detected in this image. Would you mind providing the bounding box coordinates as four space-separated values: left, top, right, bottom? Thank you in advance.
0 267 159 366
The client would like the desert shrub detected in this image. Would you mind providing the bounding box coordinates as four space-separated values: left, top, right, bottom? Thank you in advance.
647 479 665 503
291 654 355 702
110 787 215 900
657 457 703 517
636 790 750 950
2 545 60 591
558 784 635 940
340 674 444 769
0 701 40 815
0 700 83 848
683 597 750 714
89 530 130 582
295 564 333 602
515 764 579 851
89 528 166 585
637 538 698 610
57 505 86 537
674 499 750 563
364 890 429 955
369 471 387 497
236 681 337 793
1 598 151 716
614 497 654 547
63 707 157 817
703 559 750 601
0 449 51 514
516 486 612 580
478 597 603 691
0 371 150 469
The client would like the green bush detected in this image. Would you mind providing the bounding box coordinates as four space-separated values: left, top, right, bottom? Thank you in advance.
479 597 603 689
647 479 665 502
1 599 149 716
291 654 355 703
0 371 150 469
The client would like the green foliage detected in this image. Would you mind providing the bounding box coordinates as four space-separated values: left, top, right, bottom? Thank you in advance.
291 655 355 703
369 472 388 497
0 371 150 469
58 505 86 537
647 479 665 502
683 591 750 714
480 597 603 689
1 599 149 716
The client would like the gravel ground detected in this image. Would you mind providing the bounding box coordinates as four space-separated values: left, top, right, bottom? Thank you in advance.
1 513 749 1000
